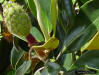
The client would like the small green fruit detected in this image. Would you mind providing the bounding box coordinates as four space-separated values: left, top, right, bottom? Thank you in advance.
3 2 31 37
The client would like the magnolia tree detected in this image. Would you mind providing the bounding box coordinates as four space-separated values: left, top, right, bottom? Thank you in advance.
0 0 99 75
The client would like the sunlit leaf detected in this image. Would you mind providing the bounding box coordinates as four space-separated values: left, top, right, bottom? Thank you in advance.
51 0 57 36
83 31 99 50
32 37 59 51
33 0 52 41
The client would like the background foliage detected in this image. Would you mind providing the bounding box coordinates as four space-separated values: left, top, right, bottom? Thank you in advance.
0 0 99 75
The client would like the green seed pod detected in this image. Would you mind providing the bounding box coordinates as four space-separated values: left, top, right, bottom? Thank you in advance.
3 2 31 37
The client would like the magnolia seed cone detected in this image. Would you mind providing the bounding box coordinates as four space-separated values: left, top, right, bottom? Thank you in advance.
3 2 31 37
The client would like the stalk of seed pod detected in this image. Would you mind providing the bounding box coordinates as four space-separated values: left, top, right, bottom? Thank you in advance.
3 2 38 45
26 33 38 46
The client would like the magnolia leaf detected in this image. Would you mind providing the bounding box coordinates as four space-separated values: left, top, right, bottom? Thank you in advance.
40 62 61 75
33 0 51 41
84 31 99 50
58 53 72 71
30 27 44 42
27 0 37 18
32 37 59 51
34 70 41 75
73 50 99 69
51 0 57 36
43 37 59 50
10 47 24 69
62 0 99 53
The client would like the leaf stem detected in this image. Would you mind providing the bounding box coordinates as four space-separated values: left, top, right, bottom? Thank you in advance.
26 33 38 46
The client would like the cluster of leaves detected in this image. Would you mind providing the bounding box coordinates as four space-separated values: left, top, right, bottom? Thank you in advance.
0 0 99 75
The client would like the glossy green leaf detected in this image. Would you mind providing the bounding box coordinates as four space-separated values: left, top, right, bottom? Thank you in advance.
51 0 57 36
41 68 49 75
30 26 44 42
43 37 59 50
41 62 61 75
47 62 61 75
58 0 75 33
55 19 67 55
56 0 75 54
82 31 99 50
62 26 86 53
34 63 60 75
15 61 31 75
10 47 24 69
33 0 52 41
32 37 59 51
63 0 75 26
74 50 99 69
27 0 37 18
62 0 99 53
58 53 72 71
